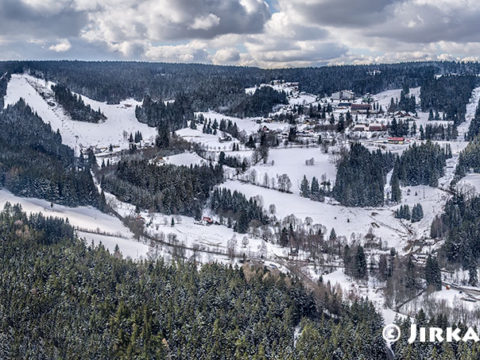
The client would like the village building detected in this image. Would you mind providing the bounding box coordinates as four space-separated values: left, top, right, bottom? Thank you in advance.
331 90 355 101
388 137 405 144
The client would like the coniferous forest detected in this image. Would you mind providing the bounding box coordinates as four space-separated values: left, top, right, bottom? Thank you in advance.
393 141 450 187
0 100 98 206
333 143 394 207
51 83 106 123
102 160 223 217
420 75 476 125
0 205 392 359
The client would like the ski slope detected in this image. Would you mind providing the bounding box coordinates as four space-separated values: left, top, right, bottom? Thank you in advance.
4 74 158 155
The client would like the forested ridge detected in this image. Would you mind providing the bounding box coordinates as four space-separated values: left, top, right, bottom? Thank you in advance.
0 205 392 359
0 71 9 109
0 60 478 116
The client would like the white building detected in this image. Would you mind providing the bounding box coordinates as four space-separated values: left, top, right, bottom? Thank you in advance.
331 90 355 101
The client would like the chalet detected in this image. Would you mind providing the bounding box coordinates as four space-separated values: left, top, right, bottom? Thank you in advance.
395 111 412 118
135 215 146 223
353 124 368 132
368 124 386 132
331 90 355 100
202 216 213 225
388 137 405 144
151 155 166 165
218 135 232 143
351 104 371 113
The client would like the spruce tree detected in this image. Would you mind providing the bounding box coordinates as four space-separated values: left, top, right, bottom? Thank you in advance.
425 255 442 291
300 175 310 198
354 246 368 279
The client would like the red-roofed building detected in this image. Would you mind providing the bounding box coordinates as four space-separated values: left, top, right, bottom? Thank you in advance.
388 137 405 144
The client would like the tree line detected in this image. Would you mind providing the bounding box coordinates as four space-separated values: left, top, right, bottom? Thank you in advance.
101 160 223 217
51 83 106 123
0 100 99 207
333 143 395 207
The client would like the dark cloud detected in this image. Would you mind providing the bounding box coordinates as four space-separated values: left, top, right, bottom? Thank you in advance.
0 0 87 39
291 0 395 27
83 0 271 46
366 2 480 44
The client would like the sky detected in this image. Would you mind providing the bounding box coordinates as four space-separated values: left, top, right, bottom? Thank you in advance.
1 0 480 68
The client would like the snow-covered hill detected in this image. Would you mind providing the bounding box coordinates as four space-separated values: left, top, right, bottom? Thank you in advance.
4 74 158 155
0 189 150 259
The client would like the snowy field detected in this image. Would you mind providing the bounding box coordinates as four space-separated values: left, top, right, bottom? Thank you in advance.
372 87 420 110
288 93 317 106
245 82 298 96
4 74 158 155
220 180 410 250
98 183 296 266
175 127 242 151
456 173 480 196
321 268 406 325
0 189 150 259
164 151 209 167
242 147 337 195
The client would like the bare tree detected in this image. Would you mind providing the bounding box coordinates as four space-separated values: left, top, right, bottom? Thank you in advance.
277 174 292 192
269 204 276 215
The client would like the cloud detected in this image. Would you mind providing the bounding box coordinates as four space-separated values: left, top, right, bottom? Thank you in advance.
145 43 210 63
241 4 348 67
190 14 221 31
49 39 71 52
282 0 395 27
365 0 480 44
213 48 241 64
1 0 480 66
1 0 87 40
81 0 270 47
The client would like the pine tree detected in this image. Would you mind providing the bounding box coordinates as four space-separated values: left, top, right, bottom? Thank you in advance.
391 171 401 203
354 246 368 279
469 264 478 286
329 228 337 241
425 255 442 291
311 177 320 197
300 175 310 198
411 204 424 223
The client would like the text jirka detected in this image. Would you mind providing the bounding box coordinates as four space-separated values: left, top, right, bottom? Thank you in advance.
408 324 480 343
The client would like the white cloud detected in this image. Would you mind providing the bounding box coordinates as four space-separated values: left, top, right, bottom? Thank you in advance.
213 48 240 64
48 39 71 52
190 14 220 30
145 42 210 63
